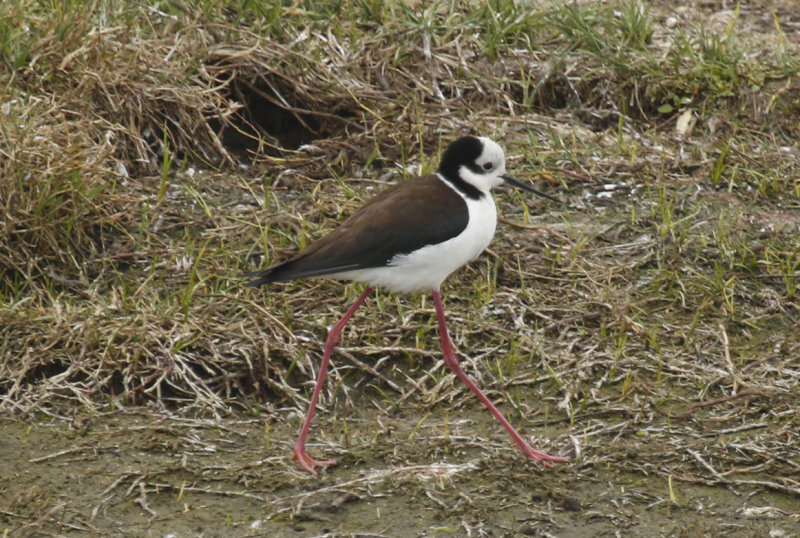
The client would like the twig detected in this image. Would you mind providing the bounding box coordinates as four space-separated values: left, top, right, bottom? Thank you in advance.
29 446 90 463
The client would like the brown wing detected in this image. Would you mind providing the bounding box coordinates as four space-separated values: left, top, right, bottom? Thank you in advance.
246 175 469 285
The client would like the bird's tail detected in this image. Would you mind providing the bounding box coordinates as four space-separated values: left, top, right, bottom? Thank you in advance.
242 260 301 287
242 269 275 287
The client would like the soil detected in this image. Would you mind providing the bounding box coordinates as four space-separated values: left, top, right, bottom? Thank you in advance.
2 403 798 536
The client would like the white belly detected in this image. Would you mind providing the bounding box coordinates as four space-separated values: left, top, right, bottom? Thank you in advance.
338 194 497 293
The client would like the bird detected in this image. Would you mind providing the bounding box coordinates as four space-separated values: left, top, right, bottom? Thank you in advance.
246 135 569 475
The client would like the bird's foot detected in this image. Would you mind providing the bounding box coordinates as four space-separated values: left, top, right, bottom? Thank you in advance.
518 442 570 466
294 448 337 476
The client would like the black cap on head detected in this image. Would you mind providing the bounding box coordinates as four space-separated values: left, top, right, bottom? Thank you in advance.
437 136 484 200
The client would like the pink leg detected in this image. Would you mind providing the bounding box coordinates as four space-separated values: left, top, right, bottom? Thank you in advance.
294 286 374 475
431 290 569 464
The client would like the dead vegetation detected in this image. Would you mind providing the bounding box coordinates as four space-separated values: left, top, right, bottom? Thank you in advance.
1 0 800 535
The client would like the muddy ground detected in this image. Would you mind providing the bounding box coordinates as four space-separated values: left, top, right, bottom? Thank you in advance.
2 394 798 536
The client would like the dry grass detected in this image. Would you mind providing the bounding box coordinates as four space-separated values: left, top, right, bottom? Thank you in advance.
1 0 800 535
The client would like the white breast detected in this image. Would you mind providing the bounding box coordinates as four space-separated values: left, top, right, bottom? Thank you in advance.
340 192 497 293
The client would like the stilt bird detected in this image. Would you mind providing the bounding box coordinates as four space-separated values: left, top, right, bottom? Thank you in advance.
246 136 568 475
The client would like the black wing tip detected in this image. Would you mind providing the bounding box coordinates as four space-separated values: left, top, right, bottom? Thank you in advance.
242 261 363 287
241 269 273 287
241 263 296 287
241 263 311 287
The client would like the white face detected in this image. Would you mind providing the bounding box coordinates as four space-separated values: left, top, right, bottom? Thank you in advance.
459 136 508 193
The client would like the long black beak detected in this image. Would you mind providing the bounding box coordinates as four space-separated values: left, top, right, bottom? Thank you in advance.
502 174 560 203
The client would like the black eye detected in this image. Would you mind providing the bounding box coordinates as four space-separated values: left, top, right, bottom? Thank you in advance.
482 162 494 171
